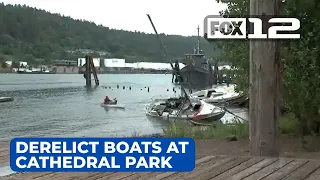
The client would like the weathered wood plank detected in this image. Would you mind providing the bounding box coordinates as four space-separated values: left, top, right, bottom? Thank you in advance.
132 155 219 180
243 158 293 180
0 154 9 165
4 157 320 180
149 156 222 180
68 172 115 180
35 172 87 180
281 160 320 180
305 166 320 180
262 159 309 180
228 158 278 180
3 172 54 180
0 149 9 157
195 155 219 165
118 172 152 180
66 172 96 180
133 172 159 180
98 172 134 180
187 157 252 180
34 172 85 180
0 154 9 161
32 172 59 179
211 157 265 180
0 146 9 152
161 157 236 180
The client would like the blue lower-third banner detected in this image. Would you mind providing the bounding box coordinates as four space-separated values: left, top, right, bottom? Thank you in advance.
10 137 195 172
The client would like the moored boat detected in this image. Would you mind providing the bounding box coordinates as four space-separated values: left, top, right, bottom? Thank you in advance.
178 26 214 90
189 87 245 106
145 97 225 126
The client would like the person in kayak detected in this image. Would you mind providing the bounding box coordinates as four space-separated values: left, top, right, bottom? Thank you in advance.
104 96 118 105
104 96 112 104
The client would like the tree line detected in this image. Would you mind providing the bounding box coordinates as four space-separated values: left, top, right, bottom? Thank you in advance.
0 3 220 65
209 0 320 135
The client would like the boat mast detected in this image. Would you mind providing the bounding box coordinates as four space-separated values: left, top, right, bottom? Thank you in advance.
196 25 200 54
146 14 190 101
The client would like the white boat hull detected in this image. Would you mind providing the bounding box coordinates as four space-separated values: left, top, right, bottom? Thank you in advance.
190 88 244 104
203 93 243 103
145 98 225 125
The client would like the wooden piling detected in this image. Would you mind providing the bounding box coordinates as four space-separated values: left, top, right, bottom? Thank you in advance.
249 0 280 157
213 60 218 84
85 55 91 86
84 55 99 86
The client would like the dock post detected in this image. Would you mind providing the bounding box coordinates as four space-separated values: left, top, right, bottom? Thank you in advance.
85 55 91 86
213 60 218 84
89 56 99 86
249 0 280 157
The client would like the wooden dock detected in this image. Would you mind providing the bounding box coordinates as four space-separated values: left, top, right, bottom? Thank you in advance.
1 140 320 179
2 154 320 179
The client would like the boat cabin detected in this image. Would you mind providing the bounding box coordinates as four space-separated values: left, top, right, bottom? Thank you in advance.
191 89 225 99
184 54 208 68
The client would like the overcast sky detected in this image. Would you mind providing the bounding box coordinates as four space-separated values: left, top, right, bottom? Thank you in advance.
2 0 227 36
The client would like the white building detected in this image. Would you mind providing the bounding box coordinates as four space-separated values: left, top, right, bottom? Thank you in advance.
4 61 28 67
101 58 185 70
124 63 137 68
133 62 185 70
104 58 126 68
5 61 12 66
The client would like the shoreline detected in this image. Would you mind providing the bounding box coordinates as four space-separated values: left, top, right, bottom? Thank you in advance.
0 72 170 74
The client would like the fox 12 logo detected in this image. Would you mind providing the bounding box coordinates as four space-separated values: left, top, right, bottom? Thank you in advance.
204 15 301 39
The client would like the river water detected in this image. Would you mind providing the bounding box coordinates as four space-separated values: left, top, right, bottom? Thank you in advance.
0 74 247 141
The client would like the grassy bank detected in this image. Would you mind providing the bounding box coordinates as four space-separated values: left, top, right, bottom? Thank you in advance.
162 113 300 140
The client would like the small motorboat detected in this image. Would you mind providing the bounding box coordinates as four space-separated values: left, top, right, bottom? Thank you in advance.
145 97 225 126
189 88 245 105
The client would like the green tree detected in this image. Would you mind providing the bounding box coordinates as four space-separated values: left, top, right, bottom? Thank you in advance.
211 0 320 135
1 62 7 68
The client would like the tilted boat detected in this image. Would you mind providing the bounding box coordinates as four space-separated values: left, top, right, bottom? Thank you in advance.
145 15 225 126
145 97 225 126
189 88 245 105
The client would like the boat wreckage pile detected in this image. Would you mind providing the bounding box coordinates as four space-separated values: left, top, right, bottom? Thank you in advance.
145 86 246 126
144 14 247 126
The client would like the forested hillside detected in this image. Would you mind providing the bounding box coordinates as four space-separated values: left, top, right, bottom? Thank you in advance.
0 3 219 65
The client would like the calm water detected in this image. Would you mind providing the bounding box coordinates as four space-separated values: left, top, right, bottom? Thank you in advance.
0 74 247 140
